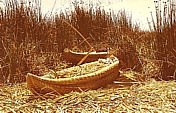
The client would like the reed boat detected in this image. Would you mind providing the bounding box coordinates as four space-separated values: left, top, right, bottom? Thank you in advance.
26 56 120 95
62 49 110 65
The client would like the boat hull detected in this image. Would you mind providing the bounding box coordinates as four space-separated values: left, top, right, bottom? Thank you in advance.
62 50 110 65
27 59 119 95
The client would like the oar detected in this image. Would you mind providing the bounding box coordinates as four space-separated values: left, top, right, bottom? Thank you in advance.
77 47 94 65
62 20 95 51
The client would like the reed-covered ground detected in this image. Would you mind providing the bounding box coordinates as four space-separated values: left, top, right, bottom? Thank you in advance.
0 79 176 112
0 0 176 112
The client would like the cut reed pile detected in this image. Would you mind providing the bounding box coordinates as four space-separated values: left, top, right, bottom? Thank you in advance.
0 80 175 112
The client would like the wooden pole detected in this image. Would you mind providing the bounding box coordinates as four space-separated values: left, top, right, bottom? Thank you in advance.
77 47 94 65
62 20 95 51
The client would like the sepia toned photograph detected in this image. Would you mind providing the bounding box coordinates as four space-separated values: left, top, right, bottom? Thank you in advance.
0 0 175 112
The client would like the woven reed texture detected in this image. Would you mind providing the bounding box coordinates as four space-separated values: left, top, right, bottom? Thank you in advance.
27 59 119 95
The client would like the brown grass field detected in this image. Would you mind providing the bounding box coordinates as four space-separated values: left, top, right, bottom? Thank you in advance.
0 0 176 112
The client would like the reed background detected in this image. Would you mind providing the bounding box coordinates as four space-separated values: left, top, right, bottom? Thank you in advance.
0 0 175 84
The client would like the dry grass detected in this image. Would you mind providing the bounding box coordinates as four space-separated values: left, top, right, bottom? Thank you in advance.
0 80 175 112
150 0 176 80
